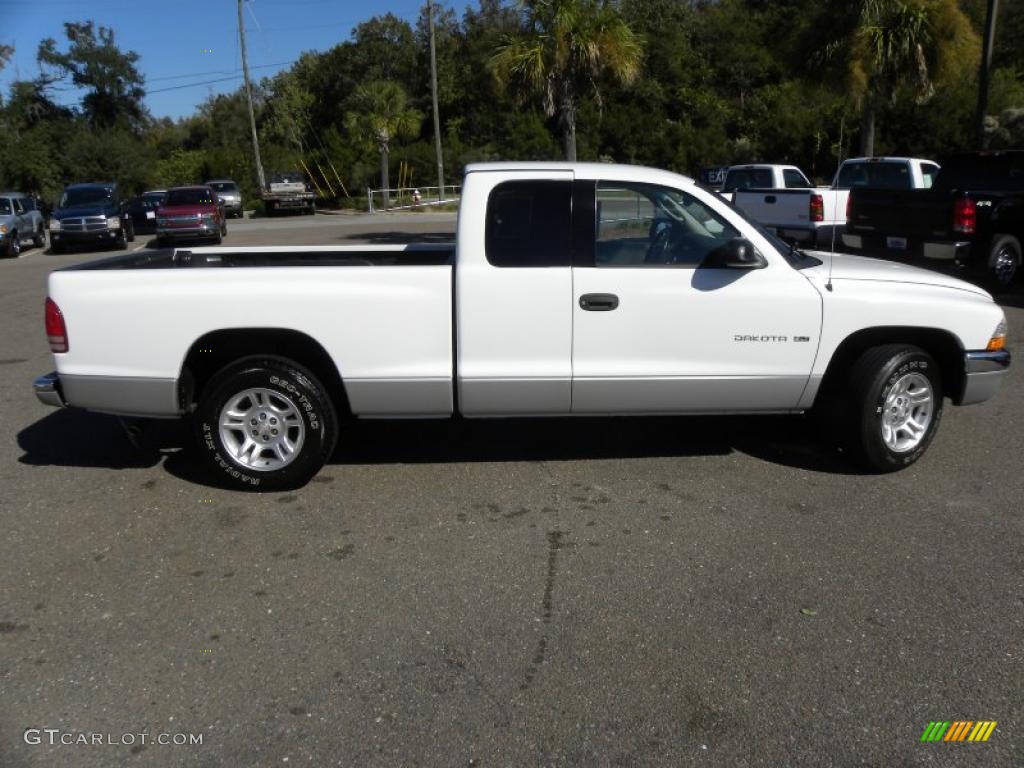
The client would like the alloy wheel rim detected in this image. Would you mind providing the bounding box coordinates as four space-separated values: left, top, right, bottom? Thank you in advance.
993 247 1019 286
880 372 933 453
218 387 306 471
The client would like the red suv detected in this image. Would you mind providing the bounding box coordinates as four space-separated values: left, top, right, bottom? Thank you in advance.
155 185 227 246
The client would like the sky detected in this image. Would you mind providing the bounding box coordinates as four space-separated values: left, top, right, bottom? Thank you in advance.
0 0 467 119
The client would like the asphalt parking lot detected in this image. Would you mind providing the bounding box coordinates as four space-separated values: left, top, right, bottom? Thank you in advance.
1 214 1022 767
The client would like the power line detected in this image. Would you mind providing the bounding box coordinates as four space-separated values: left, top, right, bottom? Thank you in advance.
146 61 292 83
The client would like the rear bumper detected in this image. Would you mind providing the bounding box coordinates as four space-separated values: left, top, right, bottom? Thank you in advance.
961 349 1011 406
772 225 843 249
842 233 972 262
33 372 66 408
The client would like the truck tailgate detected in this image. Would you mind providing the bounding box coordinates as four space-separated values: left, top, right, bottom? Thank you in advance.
734 189 813 228
48 245 456 417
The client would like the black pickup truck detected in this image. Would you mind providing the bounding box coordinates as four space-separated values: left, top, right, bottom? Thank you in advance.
842 150 1024 288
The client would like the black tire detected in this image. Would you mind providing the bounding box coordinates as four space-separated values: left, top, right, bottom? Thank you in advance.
155 236 168 249
5 230 20 258
33 226 46 249
50 240 64 254
845 344 943 472
212 229 223 245
194 356 338 491
114 228 128 250
127 221 136 243
987 235 1020 291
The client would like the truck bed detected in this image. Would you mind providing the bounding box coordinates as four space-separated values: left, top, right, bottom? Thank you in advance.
62 243 455 271
48 244 457 418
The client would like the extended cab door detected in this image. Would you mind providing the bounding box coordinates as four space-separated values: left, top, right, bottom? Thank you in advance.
456 170 576 415
571 179 822 413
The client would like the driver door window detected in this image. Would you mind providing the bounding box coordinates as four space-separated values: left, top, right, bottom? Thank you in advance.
595 182 739 267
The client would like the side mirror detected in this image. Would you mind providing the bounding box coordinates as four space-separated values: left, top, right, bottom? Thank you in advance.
703 237 766 269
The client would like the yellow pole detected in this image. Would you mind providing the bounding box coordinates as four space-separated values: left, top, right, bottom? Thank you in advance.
299 157 324 197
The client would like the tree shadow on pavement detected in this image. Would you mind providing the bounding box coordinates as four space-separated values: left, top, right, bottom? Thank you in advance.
18 409 861 490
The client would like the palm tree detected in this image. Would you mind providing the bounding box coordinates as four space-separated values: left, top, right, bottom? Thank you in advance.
344 80 421 207
490 0 642 161
832 0 978 155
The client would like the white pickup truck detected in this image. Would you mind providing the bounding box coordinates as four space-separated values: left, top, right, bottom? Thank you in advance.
719 164 813 203
734 157 941 249
34 162 1010 489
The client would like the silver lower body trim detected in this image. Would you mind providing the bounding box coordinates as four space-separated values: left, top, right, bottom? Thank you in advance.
346 377 452 417
459 377 570 416
59 374 181 418
571 375 810 414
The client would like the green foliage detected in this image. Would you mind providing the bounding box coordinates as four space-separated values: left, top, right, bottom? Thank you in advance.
0 3 1021 207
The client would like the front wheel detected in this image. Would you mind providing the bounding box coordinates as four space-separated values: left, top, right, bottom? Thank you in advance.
845 344 943 472
5 230 20 257
33 226 46 249
194 356 338 490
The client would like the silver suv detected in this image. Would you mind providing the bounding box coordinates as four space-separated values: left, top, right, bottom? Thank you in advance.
0 192 46 257
205 180 243 218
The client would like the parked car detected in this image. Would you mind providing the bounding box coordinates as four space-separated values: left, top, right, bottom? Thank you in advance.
719 164 812 202
262 171 315 215
155 186 227 246
0 192 47 257
734 157 940 249
843 150 1024 288
126 190 166 236
49 183 135 253
33 162 1009 490
205 179 243 218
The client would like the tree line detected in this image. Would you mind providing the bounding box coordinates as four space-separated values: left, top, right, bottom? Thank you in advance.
1 0 1022 210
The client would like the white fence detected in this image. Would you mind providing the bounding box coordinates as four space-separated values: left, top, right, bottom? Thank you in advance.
367 185 461 213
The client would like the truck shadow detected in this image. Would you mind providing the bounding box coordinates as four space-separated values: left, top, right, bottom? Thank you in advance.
17 410 859 488
340 231 456 245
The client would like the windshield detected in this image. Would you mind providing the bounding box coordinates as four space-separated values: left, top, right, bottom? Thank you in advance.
835 161 912 190
723 168 773 192
164 188 216 206
60 187 113 208
270 172 304 184
142 193 165 206
209 182 237 193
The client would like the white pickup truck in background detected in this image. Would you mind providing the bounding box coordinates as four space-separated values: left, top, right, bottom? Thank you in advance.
719 164 813 203
734 157 941 249
34 162 1009 490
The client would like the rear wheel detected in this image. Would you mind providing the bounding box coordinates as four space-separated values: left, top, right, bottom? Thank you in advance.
194 356 338 491
844 344 943 472
988 235 1020 291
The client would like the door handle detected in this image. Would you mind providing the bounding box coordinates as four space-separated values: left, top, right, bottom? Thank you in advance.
579 293 619 311
765 195 776 204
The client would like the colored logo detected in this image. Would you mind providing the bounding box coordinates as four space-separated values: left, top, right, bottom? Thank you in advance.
920 721 997 742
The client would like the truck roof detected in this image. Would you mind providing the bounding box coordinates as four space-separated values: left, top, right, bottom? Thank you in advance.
65 182 116 190
841 156 933 164
464 161 695 186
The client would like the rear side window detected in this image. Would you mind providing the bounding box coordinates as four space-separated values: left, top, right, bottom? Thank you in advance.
485 181 571 267
723 168 773 192
783 169 811 188
836 161 912 190
921 163 940 189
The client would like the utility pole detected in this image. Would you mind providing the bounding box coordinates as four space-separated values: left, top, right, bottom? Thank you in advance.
238 0 266 191
427 0 445 200
975 0 999 149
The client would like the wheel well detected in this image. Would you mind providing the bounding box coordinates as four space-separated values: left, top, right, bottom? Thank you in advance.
180 329 350 416
817 327 965 404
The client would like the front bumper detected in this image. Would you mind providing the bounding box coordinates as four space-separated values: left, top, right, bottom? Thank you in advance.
50 229 120 246
961 349 1011 405
34 372 66 408
157 224 220 240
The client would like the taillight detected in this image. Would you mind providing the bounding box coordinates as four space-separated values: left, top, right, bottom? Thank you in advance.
809 193 824 223
953 197 976 234
45 297 68 353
